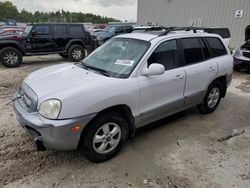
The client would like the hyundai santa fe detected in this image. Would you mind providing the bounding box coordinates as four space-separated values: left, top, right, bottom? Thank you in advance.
13 27 233 162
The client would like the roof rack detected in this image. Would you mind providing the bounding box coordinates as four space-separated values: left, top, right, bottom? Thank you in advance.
158 27 208 36
158 27 231 38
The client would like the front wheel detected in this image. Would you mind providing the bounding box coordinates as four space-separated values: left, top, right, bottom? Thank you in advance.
80 112 128 163
198 81 223 114
68 45 85 62
0 47 23 67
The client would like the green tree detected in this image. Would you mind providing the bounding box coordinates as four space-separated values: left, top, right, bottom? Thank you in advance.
0 0 120 24
0 1 18 21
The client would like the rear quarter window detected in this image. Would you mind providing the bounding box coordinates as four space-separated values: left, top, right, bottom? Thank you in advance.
205 37 227 57
69 25 83 35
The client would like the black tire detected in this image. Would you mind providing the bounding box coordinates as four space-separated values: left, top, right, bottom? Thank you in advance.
59 53 68 59
80 112 128 163
0 47 23 68
68 45 85 62
198 81 223 114
233 65 241 72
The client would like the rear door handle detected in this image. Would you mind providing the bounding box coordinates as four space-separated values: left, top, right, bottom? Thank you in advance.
175 74 184 80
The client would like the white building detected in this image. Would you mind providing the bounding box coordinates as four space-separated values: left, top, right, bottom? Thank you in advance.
137 0 250 48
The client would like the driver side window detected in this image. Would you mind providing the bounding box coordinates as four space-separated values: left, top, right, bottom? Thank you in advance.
148 40 178 71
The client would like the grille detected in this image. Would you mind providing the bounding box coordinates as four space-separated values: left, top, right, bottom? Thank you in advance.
243 52 250 58
18 83 38 113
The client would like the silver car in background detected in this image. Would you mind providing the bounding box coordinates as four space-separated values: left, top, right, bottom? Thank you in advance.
233 40 250 71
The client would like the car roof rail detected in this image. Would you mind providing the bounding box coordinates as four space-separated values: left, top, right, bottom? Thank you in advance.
158 27 206 36
158 27 231 38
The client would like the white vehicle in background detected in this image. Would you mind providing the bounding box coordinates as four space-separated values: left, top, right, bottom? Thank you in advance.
13 27 233 162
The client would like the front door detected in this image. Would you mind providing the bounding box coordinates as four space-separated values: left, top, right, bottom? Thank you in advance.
138 40 186 127
29 25 54 52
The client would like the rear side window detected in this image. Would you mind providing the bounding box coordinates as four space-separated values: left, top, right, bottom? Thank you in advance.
53 25 67 35
125 26 133 33
206 37 227 57
69 25 83 35
181 38 204 64
148 40 178 71
35 25 50 35
115 26 124 34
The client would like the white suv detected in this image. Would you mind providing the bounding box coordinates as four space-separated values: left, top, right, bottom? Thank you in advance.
13 28 233 162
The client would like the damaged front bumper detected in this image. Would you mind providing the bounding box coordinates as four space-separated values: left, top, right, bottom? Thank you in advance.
13 93 96 151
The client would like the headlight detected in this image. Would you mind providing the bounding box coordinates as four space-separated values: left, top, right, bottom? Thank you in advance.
39 99 61 119
234 48 242 56
97 37 104 45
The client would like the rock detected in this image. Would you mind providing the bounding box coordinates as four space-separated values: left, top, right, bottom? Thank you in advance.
0 132 5 138
127 182 133 187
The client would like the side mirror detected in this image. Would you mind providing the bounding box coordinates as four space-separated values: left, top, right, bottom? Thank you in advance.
142 63 165 76
31 30 37 36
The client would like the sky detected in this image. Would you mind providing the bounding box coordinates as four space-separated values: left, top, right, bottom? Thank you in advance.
7 0 137 21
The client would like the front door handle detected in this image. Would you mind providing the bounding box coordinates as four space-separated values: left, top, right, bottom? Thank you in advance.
175 74 184 80
208 66 216 71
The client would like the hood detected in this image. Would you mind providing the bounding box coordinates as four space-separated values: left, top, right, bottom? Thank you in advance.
0 33 23 41
24 63 116 103
93 31 113 39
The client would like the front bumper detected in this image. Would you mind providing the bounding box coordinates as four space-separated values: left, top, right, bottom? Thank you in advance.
233 49 250 69
13 94 96 150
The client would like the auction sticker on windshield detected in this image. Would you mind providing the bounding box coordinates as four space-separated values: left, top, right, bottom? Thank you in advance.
115 59 134 66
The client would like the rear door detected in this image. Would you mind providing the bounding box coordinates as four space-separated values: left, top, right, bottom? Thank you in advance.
179 37 217 106
52 24 68 51
138 39 186 126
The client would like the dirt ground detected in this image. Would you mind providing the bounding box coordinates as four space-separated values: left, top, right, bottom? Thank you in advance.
0 55 249 188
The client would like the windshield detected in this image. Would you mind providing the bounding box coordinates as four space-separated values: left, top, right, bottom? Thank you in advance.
81 38 150 78
103 25 116 33
22 26 32 37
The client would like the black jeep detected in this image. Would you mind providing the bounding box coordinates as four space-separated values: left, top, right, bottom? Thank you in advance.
0 23 91 67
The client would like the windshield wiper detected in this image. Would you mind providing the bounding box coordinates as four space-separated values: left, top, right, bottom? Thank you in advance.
82 63 110 77
75 62 89 70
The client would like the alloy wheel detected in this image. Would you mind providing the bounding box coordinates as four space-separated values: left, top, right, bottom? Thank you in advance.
207 87 220 108
92 122 121 154
72 48 82 60
3 51 18 64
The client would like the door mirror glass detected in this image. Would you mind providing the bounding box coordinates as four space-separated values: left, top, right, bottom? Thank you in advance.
142 63 165 76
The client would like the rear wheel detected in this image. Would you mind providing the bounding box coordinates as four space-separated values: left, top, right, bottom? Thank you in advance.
198 81 223 114
0 47 23 67
68 45 85 62
80 112 128 163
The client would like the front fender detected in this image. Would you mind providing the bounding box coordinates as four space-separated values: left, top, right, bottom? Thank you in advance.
58 79 140 120
0 40 26 54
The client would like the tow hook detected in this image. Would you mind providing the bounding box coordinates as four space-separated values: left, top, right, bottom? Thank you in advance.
35 138 46 151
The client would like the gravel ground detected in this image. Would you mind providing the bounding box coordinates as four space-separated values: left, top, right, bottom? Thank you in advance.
0 55 249 188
